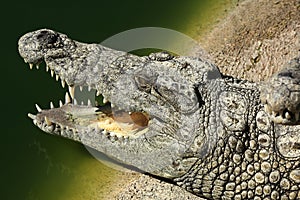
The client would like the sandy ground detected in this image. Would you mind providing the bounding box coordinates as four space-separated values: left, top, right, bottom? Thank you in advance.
201 0 300 81
108 0 300 199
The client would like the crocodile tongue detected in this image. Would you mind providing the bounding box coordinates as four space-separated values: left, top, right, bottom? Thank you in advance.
95 107 149 135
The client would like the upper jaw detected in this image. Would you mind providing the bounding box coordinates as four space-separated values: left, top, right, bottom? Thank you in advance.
19 43 102 101
18 35 44 65
21 55 110 108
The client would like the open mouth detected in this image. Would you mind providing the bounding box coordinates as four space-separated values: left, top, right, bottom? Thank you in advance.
25 61 150 139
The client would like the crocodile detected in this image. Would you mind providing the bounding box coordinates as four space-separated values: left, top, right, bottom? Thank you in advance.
18 29 300 200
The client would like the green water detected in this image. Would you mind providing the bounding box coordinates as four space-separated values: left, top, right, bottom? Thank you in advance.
1 0 236 199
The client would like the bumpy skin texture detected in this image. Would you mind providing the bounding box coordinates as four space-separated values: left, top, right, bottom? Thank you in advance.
18 29 300 200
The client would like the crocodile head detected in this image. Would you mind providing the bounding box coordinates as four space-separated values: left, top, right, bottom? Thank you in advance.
18 29 219 179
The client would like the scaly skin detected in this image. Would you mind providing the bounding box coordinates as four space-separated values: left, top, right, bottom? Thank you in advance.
18 29 300 199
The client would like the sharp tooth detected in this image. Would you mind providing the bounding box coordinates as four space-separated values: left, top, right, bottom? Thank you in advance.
56 74 59 81
88 99 92 106
285 111 291 119
68 86 75 99
110 132 115 137
73 98 78 105
296 112 300 121
35 104 42 112
44 116 52 126
36 65 39 70
27 113 36 120
59 100 63 107
79 86 83 91
24 59 28 63
103 97 108 104
46 65 49 72
61 80 65 88
65 92 71 104
50 101 54 109
51 70 54 77
29 63 33 69
96 90 101 96
264 104 271 114
88 86 92 91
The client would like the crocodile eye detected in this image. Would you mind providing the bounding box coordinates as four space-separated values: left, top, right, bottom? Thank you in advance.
135 76 153 93
36 30 59 45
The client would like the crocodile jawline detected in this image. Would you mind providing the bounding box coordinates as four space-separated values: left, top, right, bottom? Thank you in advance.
26 62 150 139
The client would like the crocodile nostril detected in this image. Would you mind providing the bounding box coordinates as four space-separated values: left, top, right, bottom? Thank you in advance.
37 30 58 45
